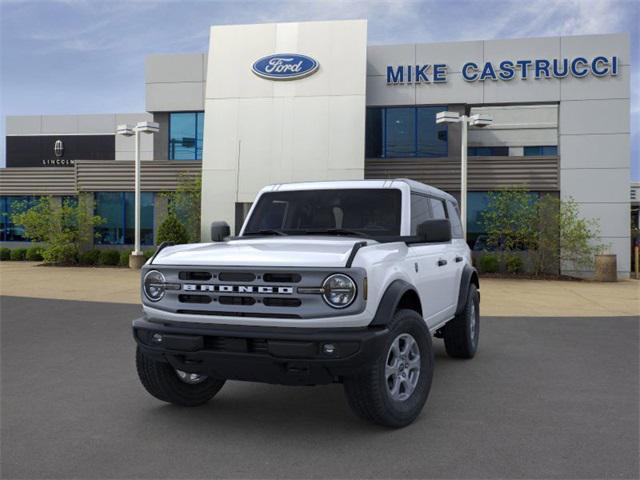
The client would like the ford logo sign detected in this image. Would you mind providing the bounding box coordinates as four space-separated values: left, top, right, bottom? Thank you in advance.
252 53 319 80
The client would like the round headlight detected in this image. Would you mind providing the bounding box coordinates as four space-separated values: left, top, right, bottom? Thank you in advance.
143 270 166 302
322 274 356 309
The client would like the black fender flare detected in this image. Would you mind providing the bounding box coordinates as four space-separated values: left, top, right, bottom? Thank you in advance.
369 279 420 327
455 264 480 315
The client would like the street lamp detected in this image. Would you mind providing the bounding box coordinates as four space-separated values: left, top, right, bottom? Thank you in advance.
436 111 492 239
116 121 159 268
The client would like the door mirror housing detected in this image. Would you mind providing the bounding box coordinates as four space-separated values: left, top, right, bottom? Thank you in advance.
415 219 452 243
210 221 231 242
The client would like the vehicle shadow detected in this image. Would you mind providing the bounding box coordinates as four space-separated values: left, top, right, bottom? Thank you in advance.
135 341 457 436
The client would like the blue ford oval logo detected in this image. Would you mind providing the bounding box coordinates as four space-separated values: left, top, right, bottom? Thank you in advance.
252 53 319 80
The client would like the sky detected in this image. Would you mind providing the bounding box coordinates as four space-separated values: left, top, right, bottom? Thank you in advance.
1 0 638 178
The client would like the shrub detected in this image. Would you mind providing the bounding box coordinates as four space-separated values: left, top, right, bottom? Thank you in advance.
25 246 44 261
163 174 201 242
11 196 104 265
119 250 130 267
157 213 189 245
0 248 10 261
505 253 524 274
143 249 156 261
79 249 101 265
10 248 27 261
43 244 78 265
99 250 121 266
478 254 499 274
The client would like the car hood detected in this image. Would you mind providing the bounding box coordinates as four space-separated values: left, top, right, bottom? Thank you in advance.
151 236 369 268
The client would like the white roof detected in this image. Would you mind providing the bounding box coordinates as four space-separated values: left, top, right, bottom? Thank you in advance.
262 179 457 204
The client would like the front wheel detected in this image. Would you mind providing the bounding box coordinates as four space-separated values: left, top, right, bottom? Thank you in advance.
443 284 480 359
343 309 434 428
136 348 225 406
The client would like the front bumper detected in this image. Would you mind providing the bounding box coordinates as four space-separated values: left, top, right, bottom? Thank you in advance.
133 317 390 385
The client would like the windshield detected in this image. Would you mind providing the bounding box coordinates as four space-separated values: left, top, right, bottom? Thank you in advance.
243 189 402 238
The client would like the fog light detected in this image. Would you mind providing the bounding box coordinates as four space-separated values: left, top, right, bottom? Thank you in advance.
152 333 163 344
323 343 336 355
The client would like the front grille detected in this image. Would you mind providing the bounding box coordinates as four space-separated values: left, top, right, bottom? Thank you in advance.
149 266 366 320
219 272 256 282
179 294 212 304
179 271 212 281
219 296 255 306
176 309 302 319
263 273 301 283
263 297 301 307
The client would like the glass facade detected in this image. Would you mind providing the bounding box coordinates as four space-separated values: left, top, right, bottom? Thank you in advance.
169 112 204 160
0 196 39 242
524 146 558 156
365 106 448 158
95 192 154 245
468 146 509 156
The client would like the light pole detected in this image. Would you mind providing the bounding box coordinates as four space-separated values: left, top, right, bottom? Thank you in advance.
116 121 159 268
436 111 492 240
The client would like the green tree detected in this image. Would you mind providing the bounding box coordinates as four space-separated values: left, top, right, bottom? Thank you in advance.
480 188 537 252
163 173 201 243
157 213 189 245
11 197 104 265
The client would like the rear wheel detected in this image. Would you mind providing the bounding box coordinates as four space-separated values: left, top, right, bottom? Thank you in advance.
343 309 434 428
443 284 480 359
136 348 225 406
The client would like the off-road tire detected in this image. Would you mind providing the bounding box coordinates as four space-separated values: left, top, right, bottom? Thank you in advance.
343 309 434 428
443 284 480 359
136 348 225 406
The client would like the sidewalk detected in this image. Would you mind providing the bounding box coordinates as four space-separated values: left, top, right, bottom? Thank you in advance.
0 262 638 317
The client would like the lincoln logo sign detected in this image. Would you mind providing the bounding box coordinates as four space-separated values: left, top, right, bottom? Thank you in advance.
252 53 319 80
386 55 620 84
54 139 64 158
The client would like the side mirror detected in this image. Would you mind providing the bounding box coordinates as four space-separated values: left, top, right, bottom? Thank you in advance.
210 221 230 242
416 219 452 243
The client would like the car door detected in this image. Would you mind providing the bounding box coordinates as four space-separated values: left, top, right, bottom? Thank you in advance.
427 197 459 319
407 193 453 327
446 199 468 307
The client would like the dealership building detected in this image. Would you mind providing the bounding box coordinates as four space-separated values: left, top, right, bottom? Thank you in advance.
0 20 632 277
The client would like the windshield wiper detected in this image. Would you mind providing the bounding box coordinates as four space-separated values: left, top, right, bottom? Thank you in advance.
244 229 287 236
302 228 369 238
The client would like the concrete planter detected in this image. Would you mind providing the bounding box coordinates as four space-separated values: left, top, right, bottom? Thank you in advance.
594 254 617 282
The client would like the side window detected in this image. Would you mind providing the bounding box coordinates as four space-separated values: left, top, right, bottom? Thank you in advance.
429 198 447 220
446 200 464 238
410 194 432 234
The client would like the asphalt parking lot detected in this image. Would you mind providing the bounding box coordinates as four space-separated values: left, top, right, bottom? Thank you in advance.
1 296 638 479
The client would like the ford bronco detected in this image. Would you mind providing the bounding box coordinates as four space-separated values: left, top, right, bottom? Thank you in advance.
133 179 480 427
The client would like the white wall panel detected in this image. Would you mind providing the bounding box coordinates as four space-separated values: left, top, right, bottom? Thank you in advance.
576 203 629 238
415 73 483 104
415 40 483 73
146 54 205 83
560 168 629 203
146 82 205 112
483 36 561 64
366 44 415 77
560 134 629 169
201 20 367 233
560 65 630 101
41 116 78 134
6 116 42 134
560 99 629 135
366 75 414 106
560 33 630 65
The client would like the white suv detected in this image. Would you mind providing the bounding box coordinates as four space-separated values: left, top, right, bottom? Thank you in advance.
134 179 480 427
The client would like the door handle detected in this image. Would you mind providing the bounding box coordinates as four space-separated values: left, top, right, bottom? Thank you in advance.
437 259 447 267
455 256 463 263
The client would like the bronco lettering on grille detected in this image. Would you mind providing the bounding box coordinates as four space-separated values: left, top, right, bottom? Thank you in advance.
182 284 294 295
